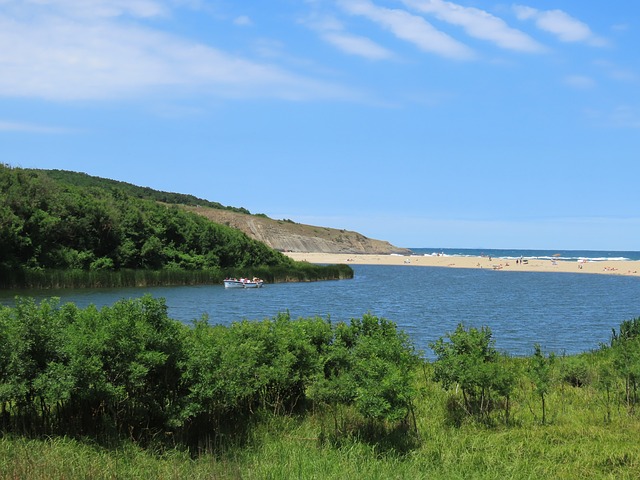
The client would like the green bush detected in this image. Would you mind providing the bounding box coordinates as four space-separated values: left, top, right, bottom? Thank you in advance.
430 323 516 422
0 297 416 450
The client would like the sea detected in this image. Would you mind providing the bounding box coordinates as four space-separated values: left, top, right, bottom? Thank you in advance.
1 248 639 359
409 247 640 262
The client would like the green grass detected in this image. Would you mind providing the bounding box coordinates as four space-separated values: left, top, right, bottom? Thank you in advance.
2 380 639 480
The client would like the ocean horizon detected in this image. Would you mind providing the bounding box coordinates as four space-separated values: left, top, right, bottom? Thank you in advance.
408 247 640 262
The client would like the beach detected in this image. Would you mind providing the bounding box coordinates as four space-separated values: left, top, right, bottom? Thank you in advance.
284 252 640 277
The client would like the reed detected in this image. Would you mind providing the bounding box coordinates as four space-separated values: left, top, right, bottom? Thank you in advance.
0 263 352 289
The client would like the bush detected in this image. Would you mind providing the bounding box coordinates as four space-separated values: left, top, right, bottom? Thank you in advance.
0 297 419 450
430 323 516 422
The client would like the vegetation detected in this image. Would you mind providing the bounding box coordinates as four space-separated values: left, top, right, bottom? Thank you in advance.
40 169 251 214
430 323 516 423
1 298 640 478
0 164 352 288
0 297 417 445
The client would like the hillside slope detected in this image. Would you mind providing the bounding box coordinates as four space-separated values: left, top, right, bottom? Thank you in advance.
36 169 410 255
185 207 411 255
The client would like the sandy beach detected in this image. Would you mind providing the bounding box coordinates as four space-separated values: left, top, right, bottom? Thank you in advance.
284 252 640 277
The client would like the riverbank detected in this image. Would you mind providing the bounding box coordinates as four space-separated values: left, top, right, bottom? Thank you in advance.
284 252 640 277
0 263 353 289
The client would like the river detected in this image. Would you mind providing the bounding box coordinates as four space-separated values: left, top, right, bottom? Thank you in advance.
2 264 638 358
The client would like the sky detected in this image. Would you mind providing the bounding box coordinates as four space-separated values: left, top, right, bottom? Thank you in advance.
1 0 639 250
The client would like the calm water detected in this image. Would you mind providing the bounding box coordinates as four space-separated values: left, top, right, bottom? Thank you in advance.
2 264 639 358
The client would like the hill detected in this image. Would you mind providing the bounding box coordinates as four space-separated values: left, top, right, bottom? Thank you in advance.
42 169 250 214
0 165 353 287
38 169 410 255
185 207 410 255
0 165 288 272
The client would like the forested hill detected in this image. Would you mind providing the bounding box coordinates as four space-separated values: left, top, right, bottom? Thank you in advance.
35 168 410 255
0 164 292 275
42 169 250 214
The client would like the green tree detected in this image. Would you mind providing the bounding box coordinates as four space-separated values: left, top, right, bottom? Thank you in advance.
529 344 555 425
350 314 419 425
309 314 420 435
430 323 515 421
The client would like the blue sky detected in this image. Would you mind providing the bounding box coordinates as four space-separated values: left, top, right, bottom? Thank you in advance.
1 1 639 250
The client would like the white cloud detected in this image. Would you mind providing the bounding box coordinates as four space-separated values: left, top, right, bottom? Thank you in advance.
611 106 640 129
0 120 72 133
402 0 544 53
12 0 168 19
513 5 607 47
593 60 639 83
233 15 252 27
0 2 351 101
323 32 393 59
584 105 640 129
302 12 393 60
338 0 474 60
564 75 595 89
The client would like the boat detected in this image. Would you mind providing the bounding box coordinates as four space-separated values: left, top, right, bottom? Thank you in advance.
223 279 245 288
224 277 264 289
242 279 264 288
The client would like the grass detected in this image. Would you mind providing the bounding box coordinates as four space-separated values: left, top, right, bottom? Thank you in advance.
2 378 640 480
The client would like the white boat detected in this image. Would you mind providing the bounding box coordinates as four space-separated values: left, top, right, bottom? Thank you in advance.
224 278 264 289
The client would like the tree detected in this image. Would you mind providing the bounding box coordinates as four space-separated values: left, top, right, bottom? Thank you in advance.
309 314 420 436
430 323 515 421
350 314 419 425
529 344 555 425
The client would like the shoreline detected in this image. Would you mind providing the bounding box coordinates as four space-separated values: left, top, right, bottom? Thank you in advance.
284 252 640 277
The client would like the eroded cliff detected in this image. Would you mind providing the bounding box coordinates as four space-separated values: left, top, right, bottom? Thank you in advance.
186 207 410 255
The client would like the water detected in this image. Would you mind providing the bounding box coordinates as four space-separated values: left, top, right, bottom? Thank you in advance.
1 260 639 359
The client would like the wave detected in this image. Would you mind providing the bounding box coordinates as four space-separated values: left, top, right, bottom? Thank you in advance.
411 248 637 262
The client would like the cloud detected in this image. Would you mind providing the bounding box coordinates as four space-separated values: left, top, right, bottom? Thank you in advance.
593 60 639 83
564 75 596 89
402 0 544 53
584 105 640 129
302 12 393 60
0 120 72 133
513 5 607 47
10 0 168 19
610 106 640 129
0 1 352 101
322 32 394 59
233 15 253 27
337 0 474 60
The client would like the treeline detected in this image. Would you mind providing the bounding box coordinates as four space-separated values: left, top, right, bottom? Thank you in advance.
0 165 352 287
0 296 418 450
41 169 251 214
